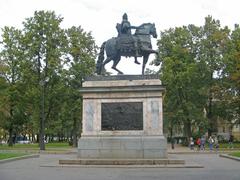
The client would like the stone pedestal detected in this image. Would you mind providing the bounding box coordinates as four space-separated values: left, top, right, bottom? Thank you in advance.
78 75 167 159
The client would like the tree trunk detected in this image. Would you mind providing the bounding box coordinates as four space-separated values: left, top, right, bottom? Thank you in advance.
207 72 218 136
8 127 14 147
31 133 35 142
72 117 78 147
8 104 14 146
39 82 45 150
184 120 192 139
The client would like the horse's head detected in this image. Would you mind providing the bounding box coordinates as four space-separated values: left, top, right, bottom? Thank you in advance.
135 23 157 38
150 23 157 38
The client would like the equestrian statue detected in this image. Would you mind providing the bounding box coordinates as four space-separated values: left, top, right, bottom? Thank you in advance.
96 13 158 75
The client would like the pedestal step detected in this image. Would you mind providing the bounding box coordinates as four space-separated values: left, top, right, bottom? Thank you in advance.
59 159 185 165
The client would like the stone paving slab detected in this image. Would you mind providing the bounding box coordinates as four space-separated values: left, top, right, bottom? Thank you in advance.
2 154 240 180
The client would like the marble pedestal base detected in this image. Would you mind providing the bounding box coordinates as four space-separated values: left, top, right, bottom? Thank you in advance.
78 135 167 159
78 75 167 159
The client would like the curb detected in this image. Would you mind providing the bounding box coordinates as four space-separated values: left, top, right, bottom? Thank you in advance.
0 154 39 164
40 164 204 168
219 154 240 161
0 150 74 155
168 150 240 154
168 151 220 154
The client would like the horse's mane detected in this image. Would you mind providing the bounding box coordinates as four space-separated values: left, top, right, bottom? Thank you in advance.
138 23 152 28
135 23 153 35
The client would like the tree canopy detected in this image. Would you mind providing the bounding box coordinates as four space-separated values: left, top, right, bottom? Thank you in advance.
153 15 239 139
0 11 97 148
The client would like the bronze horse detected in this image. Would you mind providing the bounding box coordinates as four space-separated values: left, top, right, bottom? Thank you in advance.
96 23 158 75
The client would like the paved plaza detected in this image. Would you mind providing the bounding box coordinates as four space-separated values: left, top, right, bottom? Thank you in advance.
0 151 240 180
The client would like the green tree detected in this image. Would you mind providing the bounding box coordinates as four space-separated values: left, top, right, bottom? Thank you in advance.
0 27 28 146
0 75 8 140
0 11 97 148
154 16 231 138
219 24 240 128
155 25 206 138
198 16 230 135
22 11 66 150
63 26 96 146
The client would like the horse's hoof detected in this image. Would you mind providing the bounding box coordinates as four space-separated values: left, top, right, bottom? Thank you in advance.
134 61 140 65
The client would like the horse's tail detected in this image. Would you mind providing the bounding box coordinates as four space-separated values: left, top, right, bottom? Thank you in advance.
96 41 106 75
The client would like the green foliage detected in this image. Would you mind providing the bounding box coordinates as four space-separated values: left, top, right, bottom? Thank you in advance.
21 11 67 150
0 10 97 149
154 16 237 138
62 26 96 146
0 26 29 146
220 24 240 127
156 25 207 138
197 16 230 134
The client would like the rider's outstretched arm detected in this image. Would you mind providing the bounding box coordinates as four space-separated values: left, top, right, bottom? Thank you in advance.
130 26 138 29
130 26 144 29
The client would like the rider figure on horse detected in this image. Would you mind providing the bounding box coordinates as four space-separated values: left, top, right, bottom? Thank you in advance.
96 14 157 75
116 13 140 64
119 13 132 35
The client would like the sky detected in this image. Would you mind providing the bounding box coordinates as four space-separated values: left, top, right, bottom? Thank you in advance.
1 0 240 75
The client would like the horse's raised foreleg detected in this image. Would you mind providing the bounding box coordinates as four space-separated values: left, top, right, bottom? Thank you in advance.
144 48 158 54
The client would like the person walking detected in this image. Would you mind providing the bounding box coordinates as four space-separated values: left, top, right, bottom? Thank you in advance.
171 137 175 150
189 137 194 150
200 136 206 151
214 136 219 153
208 136 214 151
228 134 234 149
196 137 201 151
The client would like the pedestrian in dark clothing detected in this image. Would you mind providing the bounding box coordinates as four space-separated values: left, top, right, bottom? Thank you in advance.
171 137 175 149
214 137 219 153
228 134 234 149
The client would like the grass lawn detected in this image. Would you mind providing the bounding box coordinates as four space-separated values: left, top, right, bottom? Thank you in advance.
0 152 27 160
229 152 240 158
46 142 70 148
219 143 240 149
0 142 72 151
